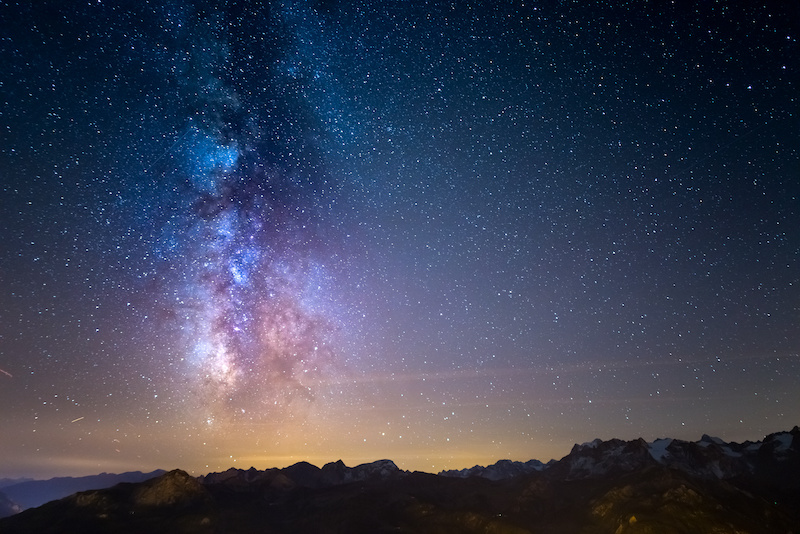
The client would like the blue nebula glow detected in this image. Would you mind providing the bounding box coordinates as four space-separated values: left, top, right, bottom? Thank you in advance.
184 128 240 193
229 247 260 286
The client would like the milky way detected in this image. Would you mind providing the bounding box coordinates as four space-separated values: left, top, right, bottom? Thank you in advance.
136 2 351 421
1 1 798 478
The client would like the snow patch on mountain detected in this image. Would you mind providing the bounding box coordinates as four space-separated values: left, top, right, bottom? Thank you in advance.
557 427 800 482
648 438 673 462
579 438 603 449
770 432 793 452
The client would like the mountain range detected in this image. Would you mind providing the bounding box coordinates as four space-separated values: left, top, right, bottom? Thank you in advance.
0 428 798 533
0 470 166 517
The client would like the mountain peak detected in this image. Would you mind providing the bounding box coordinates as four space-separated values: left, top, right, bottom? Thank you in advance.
699 434 726 446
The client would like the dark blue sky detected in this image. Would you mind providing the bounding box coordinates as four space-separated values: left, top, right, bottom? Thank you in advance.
1 0 798 478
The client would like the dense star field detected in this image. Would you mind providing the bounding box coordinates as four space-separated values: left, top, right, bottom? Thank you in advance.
1 1 798 479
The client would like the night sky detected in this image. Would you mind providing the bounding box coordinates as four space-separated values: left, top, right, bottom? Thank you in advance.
1 1 798 479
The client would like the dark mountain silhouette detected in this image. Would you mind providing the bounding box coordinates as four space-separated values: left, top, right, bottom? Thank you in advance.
1 429 798 533
198 458 402 489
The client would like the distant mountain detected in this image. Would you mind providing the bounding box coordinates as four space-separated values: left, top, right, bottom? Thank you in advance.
0 479 30 519
0 478 34 490
1 430 798 533
0 469 166 511
552 427 800 484
0 490 21 519
440 458 550 480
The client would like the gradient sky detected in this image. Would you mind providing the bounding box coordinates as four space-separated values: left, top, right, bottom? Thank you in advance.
1 1 798 479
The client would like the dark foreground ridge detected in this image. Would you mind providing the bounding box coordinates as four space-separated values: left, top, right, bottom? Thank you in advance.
1 428 798 533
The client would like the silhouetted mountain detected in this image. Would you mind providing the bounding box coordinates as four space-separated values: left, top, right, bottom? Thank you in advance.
1 430 798 533
198 459 403 489
0 469 166 511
